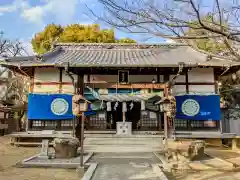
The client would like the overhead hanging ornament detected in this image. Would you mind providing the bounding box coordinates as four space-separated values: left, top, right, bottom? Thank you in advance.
100 100 104 110
129 101 134 110
114 101 119 111
122 102 127 112
141 100 145 110
107 102 111 111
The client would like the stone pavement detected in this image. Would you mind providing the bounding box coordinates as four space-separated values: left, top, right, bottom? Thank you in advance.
164 148 240 180
89 152 163 180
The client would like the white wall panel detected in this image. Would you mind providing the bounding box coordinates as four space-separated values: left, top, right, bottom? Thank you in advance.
34 68 59 82
172 85 186 95
189 85 215 93
188 68 214 83
33 85 59 93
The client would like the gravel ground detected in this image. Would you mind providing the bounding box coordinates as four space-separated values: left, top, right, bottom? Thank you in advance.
0 136 83 180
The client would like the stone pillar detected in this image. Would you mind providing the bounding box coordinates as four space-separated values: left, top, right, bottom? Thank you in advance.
39 139 49 159
122 102 127 122
232 138 240 151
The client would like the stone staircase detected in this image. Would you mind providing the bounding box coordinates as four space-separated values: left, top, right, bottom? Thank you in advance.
83 134 164 153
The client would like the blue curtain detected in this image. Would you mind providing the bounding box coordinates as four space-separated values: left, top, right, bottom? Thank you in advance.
28 94 73 120
175 95 220 120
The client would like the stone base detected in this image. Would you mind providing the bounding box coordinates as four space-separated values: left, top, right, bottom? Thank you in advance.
76 166 85 177
53 138 80 158
38 155 49 160
116 122 132 135
166 140 205 162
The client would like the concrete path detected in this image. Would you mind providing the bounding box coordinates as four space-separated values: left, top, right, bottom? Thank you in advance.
89 152 164 180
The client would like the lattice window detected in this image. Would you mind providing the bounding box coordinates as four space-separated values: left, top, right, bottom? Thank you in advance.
45 121 57 127
61 120 73 127
175 119 187 128
32 120 44 127
140 111 158 130
89 111 107 129
191 120 204 128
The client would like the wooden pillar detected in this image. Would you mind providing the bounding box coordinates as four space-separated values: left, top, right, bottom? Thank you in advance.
77 74 84 95
185 70 189 94
59 68 63 93
232 138 240 151
214 69 219 94
164 84 168 148
29 67 35 93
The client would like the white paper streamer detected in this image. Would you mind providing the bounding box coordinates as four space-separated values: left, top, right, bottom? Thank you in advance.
141 100 145 110
114 101 119 111
129 102 134 110
122 102 127 112
107 102 111 111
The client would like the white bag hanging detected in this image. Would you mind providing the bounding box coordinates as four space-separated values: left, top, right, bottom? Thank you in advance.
122 102 127 112
107 102 111 111
129 101 134 110
100 100 104 110
114 101 119 111
141 100 146 110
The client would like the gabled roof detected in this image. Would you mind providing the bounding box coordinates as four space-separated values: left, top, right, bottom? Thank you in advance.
1 43 239 68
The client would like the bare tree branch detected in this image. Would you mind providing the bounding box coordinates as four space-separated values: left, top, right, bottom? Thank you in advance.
91 0 240 61
0 32 28 106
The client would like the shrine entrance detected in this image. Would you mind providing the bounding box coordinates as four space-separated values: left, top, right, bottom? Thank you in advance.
126 102 141 130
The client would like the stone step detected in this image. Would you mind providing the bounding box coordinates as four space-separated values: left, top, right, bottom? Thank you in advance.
84 138 163 144
84 134 163 138
84 137 163 146
84 145 163 153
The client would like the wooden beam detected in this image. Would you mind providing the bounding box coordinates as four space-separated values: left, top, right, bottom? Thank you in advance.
77 74 84 95
175 82 215 85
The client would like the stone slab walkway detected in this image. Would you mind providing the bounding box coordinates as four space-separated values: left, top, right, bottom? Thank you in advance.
89 152 163 180
165 148 240 180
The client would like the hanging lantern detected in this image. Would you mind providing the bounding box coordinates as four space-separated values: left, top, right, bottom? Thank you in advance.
141 100 145 110
122 102 127 112
107 102 111 111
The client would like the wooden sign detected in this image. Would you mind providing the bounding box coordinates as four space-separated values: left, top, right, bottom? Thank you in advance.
118 70 129 84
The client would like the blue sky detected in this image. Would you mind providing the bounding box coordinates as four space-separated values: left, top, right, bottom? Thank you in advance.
0 0 167 55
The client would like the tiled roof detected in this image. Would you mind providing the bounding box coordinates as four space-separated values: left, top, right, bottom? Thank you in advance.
1 43 238 67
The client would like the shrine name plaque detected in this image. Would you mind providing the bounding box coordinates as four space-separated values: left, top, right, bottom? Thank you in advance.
118 70 129 84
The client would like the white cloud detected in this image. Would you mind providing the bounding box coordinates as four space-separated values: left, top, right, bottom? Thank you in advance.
0 0 29 15
165 39 176 44
0 0 80 25
20 40 34 56
21 0 79 25
21 6 45 25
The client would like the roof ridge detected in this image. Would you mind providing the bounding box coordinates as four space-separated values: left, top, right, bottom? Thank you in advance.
55 42 186 47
